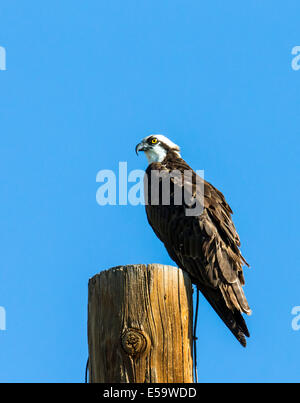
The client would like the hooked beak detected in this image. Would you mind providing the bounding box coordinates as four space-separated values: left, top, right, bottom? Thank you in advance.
135 142 148 155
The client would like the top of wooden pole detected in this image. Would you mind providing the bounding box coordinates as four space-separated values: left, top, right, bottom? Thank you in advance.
87 264 194 383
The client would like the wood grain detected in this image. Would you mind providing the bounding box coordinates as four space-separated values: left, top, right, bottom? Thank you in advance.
87 264 194 383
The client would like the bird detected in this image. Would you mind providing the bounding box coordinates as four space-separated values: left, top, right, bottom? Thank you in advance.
135 134 251 347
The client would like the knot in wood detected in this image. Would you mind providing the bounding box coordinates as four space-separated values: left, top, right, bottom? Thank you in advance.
121 329 147 357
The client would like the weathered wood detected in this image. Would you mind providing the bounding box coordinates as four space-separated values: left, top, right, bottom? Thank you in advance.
87 264 194 383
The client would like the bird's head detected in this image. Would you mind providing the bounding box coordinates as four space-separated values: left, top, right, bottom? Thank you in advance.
135 134 181 164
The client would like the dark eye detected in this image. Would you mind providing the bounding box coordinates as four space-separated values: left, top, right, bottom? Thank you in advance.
151 138 158 144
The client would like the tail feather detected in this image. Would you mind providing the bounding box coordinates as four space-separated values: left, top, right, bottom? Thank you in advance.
196 283 250 347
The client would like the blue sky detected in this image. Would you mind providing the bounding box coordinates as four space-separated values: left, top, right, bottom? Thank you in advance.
0 1 300 382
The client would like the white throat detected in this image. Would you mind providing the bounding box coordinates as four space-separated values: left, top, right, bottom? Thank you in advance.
145 145 167 164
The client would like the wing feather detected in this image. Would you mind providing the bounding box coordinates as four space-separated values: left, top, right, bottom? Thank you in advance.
145 159 251 345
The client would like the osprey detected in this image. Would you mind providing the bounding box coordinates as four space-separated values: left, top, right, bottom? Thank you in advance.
135 134 251 347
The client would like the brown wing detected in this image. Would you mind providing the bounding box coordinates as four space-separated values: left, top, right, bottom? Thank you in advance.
145 162 251 346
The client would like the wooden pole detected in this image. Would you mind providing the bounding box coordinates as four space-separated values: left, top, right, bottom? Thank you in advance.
87 264 194 383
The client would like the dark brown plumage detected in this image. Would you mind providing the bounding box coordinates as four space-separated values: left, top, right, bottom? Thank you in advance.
136 135 251 347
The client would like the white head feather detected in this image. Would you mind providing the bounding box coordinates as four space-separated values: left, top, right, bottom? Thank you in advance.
141 134 181 164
